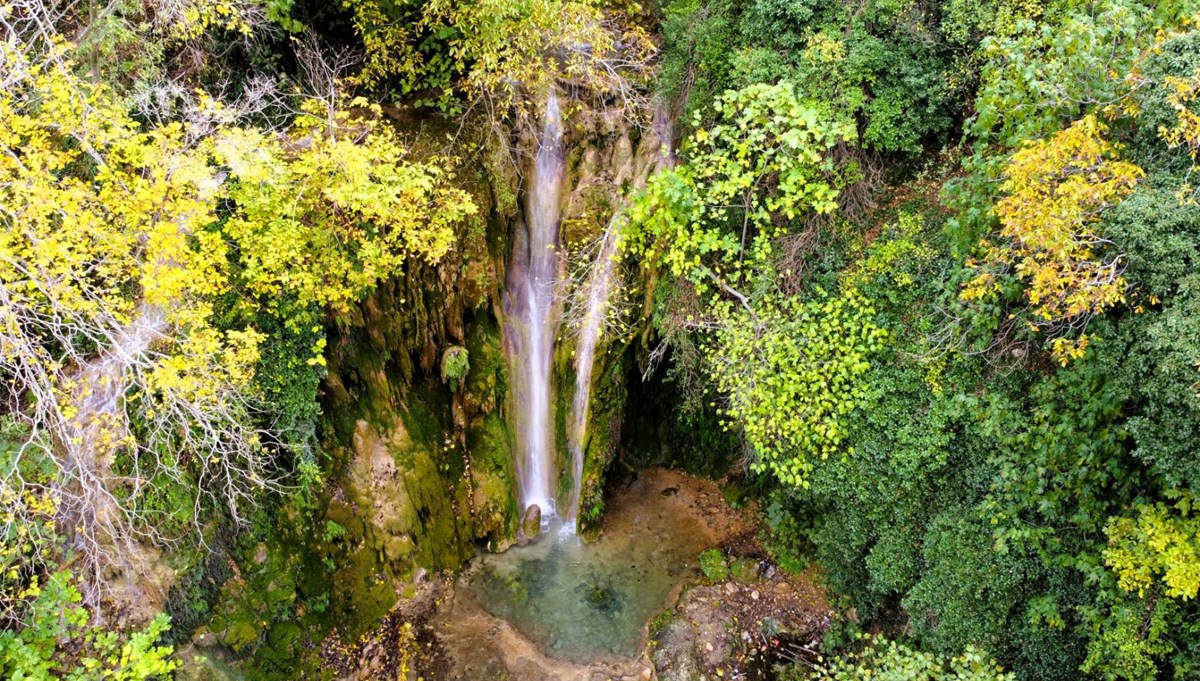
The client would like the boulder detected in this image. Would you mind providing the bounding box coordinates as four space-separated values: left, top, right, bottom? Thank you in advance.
522 504 542 538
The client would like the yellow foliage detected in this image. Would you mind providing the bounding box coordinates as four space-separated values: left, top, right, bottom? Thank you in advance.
963 115 1143 362
0 46 475 592
0 47 254 402
0 420 58 616
840 213 934 291
1160 70 1200 204
1106 495 1200 601
2 45 475 383
342 0 653 116
212 106 475 322
169 0 259 41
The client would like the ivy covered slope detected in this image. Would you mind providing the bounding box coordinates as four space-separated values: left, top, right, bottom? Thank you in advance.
635 0 1200 679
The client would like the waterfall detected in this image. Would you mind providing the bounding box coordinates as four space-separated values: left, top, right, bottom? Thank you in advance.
75 307 165 418
562 217 622 529
563 109 675 528
505 91 566 531
64 305 167 596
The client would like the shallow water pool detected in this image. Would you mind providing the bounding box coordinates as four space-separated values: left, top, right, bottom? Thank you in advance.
466 501 707 663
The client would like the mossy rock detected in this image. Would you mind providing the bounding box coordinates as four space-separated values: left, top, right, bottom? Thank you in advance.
329 543 398 637
649 608 678 640
266 621 302 655
176 649 246 681
220 619 260 652
295 549 331 602
383 534 416 562
699 550 730 582
468 412 512 472
252 622 305 673
730 557 762 585
464 316 508 415
472 457 516 541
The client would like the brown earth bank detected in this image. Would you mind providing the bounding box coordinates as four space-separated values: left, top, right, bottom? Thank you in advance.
322 468 830 680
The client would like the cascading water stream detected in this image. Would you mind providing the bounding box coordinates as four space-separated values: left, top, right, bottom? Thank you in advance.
64 305 167 593
505 91 566 530
562 219 621 528
563 111 675 527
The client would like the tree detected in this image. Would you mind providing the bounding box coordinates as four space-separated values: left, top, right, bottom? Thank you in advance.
340 0 655 117
624 82 882 488
1105 493 1200 601
213 97 474 326
0 44 474 610
962 115 1143 362
800 636 1015 681
705 289 885 488
623 81 851 292
0 571 178 680
0 45 266 602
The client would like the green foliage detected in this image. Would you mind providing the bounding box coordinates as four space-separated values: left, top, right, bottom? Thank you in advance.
657 0 738 119
625 81 886 488
658 0 980 153
971 1 1152 147
1109 266 1200 491
1105 492 1200 600
0 572 178 680
323 520 348 544
903 515 1084 674
707 288 886 488
0 417 55 614
440 345 470 391
246 309 325 474
802 636 1015 681
624 81 851 285
339 0 653 113
758 194 1160 678
698 549 730 581
980 353 1139 565
763 491 810 574
989 2 1200 134
1081 594 1200 681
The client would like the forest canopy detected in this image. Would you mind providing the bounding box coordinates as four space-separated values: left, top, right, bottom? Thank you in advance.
3 0 1200 680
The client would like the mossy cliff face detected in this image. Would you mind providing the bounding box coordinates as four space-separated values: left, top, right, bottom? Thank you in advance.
316 118 523 637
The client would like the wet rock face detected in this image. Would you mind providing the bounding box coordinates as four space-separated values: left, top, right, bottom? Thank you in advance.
312 104 669 641
548 104 672 530
315 119 524 636
320 404 481 636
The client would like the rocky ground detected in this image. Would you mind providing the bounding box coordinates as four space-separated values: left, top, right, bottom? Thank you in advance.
319 574 452 680
649 565 831 681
